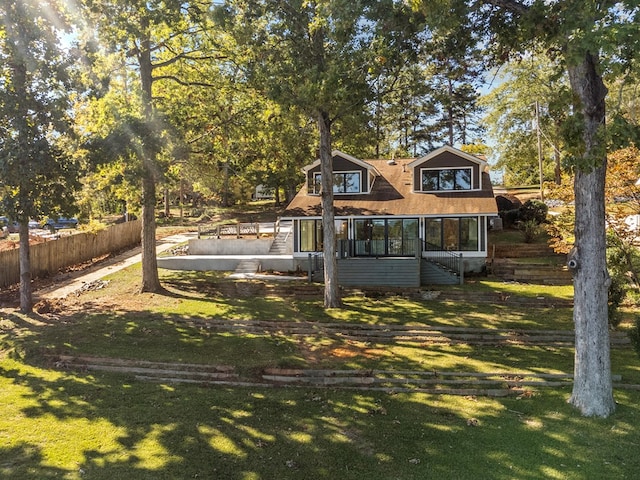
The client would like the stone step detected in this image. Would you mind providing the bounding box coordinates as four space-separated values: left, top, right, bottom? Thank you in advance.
49 355 638 397
233 259 261 275
491 243 564 258
171 317 631 346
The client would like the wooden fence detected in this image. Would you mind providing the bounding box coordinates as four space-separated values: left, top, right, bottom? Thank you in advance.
0 220 141 289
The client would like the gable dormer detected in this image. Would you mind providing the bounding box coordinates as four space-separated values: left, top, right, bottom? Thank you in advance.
408 146 487 193
303 150 379 196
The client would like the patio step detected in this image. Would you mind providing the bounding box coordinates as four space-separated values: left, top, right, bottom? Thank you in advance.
232 259 261 276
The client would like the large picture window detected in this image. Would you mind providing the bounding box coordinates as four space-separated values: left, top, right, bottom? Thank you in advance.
354 218 418 256
310 171 361 194
421 168 472 191
424 217 479 251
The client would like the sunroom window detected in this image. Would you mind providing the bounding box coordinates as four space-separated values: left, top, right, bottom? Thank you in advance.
424 217 479 251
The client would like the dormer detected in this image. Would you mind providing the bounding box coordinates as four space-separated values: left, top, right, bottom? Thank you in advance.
407 145 487 193
303 150 379 196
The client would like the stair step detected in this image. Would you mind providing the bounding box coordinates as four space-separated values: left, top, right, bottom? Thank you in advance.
233 259 261 275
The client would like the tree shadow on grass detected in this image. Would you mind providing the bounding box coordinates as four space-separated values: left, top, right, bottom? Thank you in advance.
2 304 640 479
2 354 640 479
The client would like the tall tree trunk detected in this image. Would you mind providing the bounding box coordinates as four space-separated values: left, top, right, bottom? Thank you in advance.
567 51 615 417
18 222 32 313
318 110 342 308
12 52 32 313
138 22 162 293
447 78 454 146
140 173 160 292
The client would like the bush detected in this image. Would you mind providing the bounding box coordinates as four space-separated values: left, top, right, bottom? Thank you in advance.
79 219 107 234
519 200 549 224
499 209 521 228
517 220 544 243
498 199 548 229
495 195 522 212
608 274 626 329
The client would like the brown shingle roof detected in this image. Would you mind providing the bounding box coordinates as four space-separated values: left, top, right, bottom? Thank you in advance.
283 158 498 218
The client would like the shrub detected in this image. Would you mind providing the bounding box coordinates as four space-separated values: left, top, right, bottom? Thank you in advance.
608 274 626 329
79 219 107 234
517 220 544 243
519 200 549 224
499 209 521 228
495 195 522 212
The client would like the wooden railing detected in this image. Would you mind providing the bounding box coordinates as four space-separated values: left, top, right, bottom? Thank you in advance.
197 222 276 239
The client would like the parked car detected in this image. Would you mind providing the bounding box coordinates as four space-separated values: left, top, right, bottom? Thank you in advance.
43 217 79 232
1 216 22 233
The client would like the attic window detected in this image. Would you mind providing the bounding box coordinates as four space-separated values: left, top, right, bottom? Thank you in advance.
311 171 361 194
421 167 472 192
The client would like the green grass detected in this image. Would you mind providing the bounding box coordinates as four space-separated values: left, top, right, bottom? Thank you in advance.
1 266 640 479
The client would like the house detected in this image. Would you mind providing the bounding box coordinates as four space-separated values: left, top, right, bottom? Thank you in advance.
281 146 498 287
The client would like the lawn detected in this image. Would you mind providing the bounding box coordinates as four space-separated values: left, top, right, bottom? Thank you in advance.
1 266 639 479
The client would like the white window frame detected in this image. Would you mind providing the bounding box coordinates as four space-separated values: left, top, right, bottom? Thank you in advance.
420 167 474 192
312 170 363 195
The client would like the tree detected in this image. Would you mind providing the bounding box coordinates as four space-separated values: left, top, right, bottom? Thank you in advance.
548 145 640 288
481 53 571 186
0 0 80 313
416 0 640 417
425 12 485 147
80 0 212 292
218 0 415 308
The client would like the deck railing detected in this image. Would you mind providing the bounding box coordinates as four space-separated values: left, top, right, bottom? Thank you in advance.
198 222 276 239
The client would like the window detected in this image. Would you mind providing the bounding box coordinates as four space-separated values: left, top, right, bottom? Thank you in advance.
424 217 479 251
299 219 348 252
354 218 418 256
421 168 472 191
310 171 361 194
300 219 319 252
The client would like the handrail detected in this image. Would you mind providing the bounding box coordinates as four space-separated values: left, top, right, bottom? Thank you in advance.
307 252 324 282
423 241 463 279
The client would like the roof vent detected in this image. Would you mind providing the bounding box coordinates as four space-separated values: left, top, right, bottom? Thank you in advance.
387 159 396 165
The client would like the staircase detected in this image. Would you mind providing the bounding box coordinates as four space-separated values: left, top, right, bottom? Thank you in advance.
230 259 261 277
268 220 293 255
489 243 572 285
421 259 461 285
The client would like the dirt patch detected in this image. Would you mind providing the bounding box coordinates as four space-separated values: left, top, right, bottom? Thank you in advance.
0 234 49 252
299 341 388 365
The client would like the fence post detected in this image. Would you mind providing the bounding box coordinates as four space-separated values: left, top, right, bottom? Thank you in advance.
459 253 464 285
308 253 312 283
